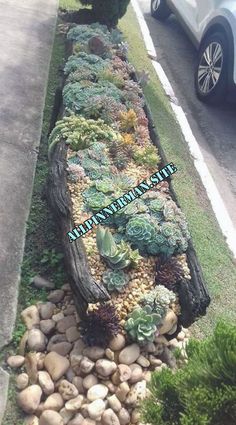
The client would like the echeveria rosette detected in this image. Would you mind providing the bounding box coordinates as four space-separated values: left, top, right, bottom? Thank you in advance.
82 186 97 199
113 175 136 192
102 269 129 293
86 191 111 212
140 286 176 322
67 23 123 46
149 197 166 213
87 166 111 181
125 214 159 253
64 52 110 75
112 207 130 229
96 178 115 194
63 81 124 115
87 141 110 163
125 305 160 344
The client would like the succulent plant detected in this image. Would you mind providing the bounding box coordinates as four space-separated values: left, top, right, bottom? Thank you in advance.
67 163 86 182
98 69 125 88
125 305 160 344
80 303 121 348
82 186 97 199
121 133 135 147
133 145 161 168
48 116 119 157
113 174 136 191
123 199 148 217
96 178 115 193
64 52 110 76
140 286 176 322
108 139 132 166
87 166 111 180
111 56 135 79
119 109 138 132
67 23 111 44
82 95 127 124
63 80 123 114
67 68 97 84
86 191 110 212
81 158 100 172
113 154 128 171
96 226 141 270
102 269 129 293
125 214 159 251
88 35 111 58
67 155 81 165
149 197 166 212
155 256 184 287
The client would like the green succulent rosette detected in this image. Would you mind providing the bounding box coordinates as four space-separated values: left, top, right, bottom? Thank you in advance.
125 214 158 251
125 305 160 344
102 269 129 293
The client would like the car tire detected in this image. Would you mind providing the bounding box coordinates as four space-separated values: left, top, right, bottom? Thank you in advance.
195 32 229 104
151 0 171 21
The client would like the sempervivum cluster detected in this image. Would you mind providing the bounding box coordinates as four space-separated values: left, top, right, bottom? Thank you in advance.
155 256 185 287
80 303 121 347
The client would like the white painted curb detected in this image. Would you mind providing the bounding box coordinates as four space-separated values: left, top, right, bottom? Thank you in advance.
131 0 236 258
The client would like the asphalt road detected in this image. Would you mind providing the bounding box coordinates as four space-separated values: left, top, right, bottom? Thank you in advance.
138 0 236 230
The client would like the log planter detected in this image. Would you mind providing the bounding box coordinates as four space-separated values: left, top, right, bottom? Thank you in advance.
47 22 210 337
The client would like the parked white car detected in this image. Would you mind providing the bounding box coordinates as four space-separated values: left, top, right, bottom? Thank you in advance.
151 0 236 104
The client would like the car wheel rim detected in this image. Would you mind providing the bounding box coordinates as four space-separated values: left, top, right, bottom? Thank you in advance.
152 0 161 11
198 42 223 94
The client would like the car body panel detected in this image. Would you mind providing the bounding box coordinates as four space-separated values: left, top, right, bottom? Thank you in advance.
166 0 236 84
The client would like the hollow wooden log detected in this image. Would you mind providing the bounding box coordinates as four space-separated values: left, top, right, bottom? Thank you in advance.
47 140 110 318
143 100 211 327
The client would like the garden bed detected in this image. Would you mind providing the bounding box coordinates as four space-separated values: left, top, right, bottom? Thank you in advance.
6 20 211 425
48 22 210 330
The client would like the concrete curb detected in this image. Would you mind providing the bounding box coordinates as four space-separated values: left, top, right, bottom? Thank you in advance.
0 0 58 421
0 369 9 425
131 0 236 258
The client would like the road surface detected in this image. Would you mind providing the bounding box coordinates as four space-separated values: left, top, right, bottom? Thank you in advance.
138 0 236 230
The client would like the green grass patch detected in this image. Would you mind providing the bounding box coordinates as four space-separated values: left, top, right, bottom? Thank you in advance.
59 0 81 10
119 5 236 337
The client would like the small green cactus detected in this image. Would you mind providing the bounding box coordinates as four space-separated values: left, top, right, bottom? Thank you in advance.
125 305 160 344
102 269 129 293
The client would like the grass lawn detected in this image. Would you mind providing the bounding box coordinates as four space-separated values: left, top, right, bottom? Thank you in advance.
119 5 236 337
